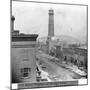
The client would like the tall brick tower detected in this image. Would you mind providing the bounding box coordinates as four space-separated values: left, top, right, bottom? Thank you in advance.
48 9 54 37
47 9 54 53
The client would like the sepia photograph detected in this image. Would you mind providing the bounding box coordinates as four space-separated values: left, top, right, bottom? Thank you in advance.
11 0 88 89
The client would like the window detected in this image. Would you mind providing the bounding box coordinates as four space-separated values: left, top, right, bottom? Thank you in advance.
21 67 31 78
23 73 28 77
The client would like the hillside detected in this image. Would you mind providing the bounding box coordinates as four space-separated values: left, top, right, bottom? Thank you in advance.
38 35 82 44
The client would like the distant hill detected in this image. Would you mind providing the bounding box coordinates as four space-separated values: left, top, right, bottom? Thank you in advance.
38 35 81 44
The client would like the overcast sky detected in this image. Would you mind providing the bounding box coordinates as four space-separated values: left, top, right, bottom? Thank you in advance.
12 1 87 42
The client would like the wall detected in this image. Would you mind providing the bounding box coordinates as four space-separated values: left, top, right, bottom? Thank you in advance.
11 41 37 83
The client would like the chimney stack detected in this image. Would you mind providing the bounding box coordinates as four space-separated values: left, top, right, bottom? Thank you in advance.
11 16 15 32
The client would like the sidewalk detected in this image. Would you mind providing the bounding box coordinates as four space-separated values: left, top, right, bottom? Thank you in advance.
54 61 86 76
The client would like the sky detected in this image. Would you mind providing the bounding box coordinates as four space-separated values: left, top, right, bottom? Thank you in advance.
12 1 87 42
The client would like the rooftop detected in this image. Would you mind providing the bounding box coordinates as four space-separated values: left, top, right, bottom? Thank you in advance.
12 31 38 42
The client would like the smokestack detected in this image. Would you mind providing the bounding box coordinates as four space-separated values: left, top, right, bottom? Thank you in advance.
11 16 15 32
48 9 54 37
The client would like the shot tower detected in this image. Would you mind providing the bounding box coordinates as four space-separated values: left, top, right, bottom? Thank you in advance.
48 9 54 37
47 9 54 53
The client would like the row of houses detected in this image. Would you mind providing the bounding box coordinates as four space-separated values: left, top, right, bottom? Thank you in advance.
39 41 87 70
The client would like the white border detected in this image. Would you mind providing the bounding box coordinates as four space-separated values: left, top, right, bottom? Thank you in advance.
0 0 89 90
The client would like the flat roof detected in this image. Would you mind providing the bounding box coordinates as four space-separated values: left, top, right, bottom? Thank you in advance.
12 34 38 42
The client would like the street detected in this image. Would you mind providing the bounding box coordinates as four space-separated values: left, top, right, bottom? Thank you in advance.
36 51 81 82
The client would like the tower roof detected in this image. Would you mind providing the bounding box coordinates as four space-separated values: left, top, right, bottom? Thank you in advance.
49 8 53 11
49 9 54 15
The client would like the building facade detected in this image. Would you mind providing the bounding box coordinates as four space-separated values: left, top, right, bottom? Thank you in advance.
11 16 38 83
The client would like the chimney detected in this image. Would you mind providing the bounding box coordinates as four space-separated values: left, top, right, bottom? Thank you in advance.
11 16 15 32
